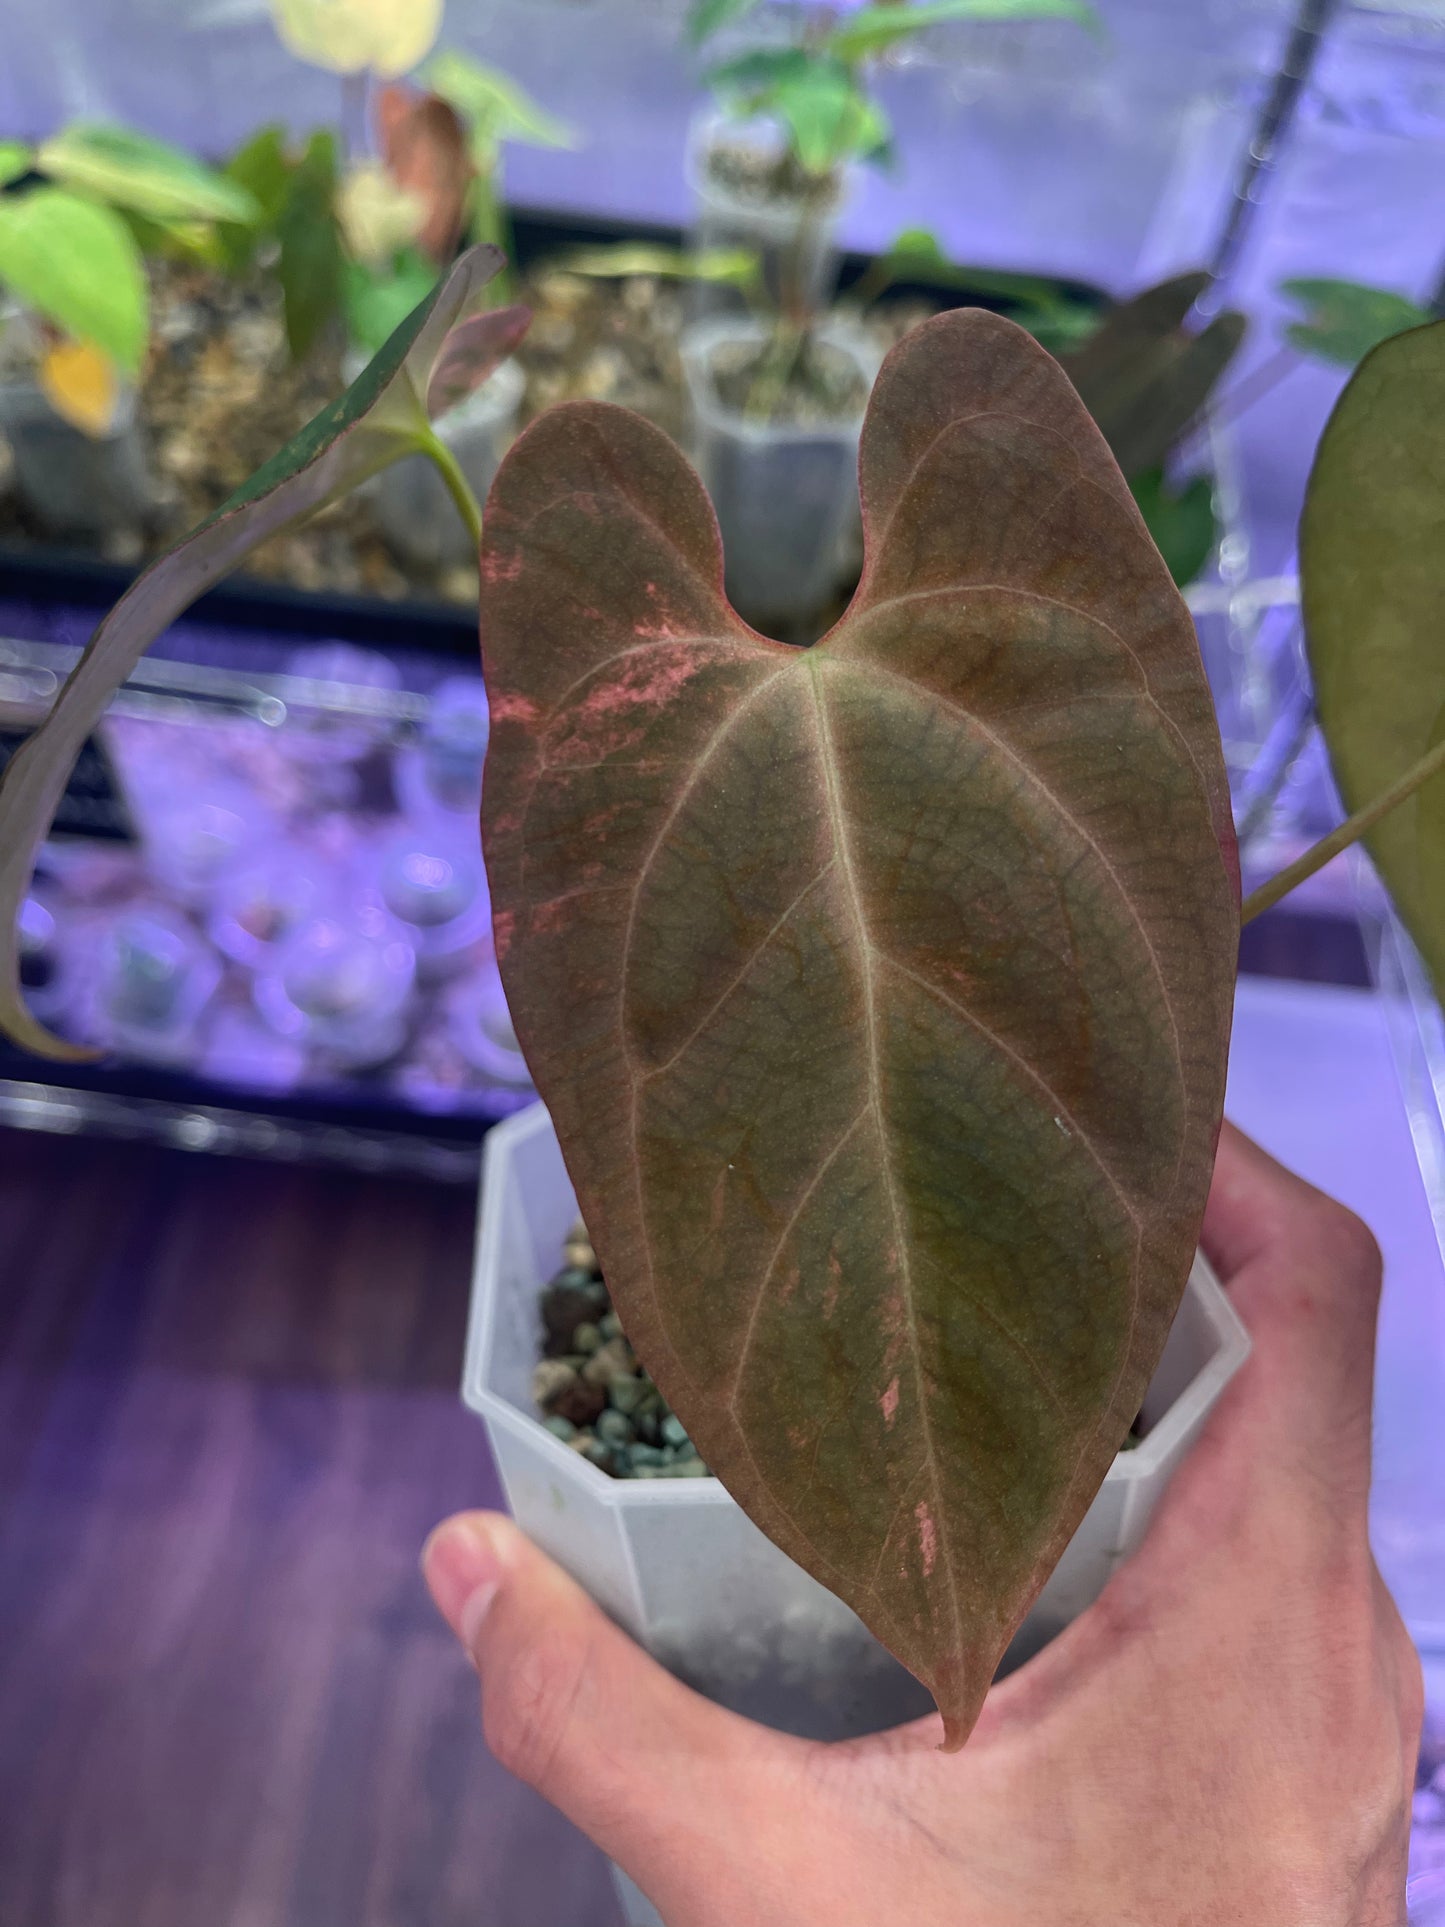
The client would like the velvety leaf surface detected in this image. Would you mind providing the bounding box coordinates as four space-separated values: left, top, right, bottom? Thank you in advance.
479 309 1239 1746
0 245 510 1059
1301 320 1445 995
1061 272 1246 477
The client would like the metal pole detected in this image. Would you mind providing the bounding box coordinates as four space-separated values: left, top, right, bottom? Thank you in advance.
1205 0 1344 298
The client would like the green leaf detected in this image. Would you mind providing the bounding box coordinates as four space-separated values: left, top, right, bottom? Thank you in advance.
1062 273 1246 475
214 124 292 274
769 61 891 173
344 250 440 356
0 244 508 1061
556 242 761 290
829 0 1097 61
276 130 343 362
1280 276 1431 370
1129 467 1218 588
36 123 261 226
423 50 575 153
706 46 813 95
0 141 33 188
1301 319 1445 995
686 0 763 44
0 187 147 376
875 227 1082 305
478 309 1238 1747
225 125 293 228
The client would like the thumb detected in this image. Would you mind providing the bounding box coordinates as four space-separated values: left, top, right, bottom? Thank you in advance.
422 1511 796 1890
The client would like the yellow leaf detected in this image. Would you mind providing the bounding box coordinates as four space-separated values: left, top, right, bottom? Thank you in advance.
337 160 426 264
38 340 120 437
269 0 444 78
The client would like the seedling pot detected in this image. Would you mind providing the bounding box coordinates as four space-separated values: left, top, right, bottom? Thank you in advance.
465 1103 1250 1925
364 359 525 570
680 316 878 633
686 109 845 320
0 377 153 541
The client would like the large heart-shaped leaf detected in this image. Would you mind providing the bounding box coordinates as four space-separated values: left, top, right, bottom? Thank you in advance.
0 245 515 1060
1301 320 1445 994
1061 272 1246 477
479 309 1239 1746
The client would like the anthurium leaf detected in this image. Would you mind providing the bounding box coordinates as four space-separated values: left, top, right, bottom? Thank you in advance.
37 124 261 226
270 0 442 78
555 243 761 290
423 50 575 153
0 141 33 188
829 0 1097 61
686 0 763 45
1062 273 1246 475
0 187 147 377
424 300 530 417
38 339 120 436
374 85 473 264
479 309 1239 1747
215 125 291 274
276 130 343 361
706 46 813 95
1281 275 1431 369
1301 320 1445 995
1129 467 1218 588
768 61 890 173
0 244 505 1060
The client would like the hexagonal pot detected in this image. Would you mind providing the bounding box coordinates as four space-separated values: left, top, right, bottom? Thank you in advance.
464 1101 1250 1926
680 316 880 634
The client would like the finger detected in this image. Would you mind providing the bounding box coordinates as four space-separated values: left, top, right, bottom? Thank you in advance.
1201 1119 1382 1499
422 1512 799 1899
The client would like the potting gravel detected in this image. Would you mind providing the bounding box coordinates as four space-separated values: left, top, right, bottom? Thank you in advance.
531 1222 711 1479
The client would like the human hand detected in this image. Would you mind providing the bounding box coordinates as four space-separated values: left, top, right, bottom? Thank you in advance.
423 1122 1423 1927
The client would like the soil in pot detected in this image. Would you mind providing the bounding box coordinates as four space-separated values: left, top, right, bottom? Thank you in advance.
530 1221 712 1480
701 129 839 218
530 1218 1144 1474
704 328 871 429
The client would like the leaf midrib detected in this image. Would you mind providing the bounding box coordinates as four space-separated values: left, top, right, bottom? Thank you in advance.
804 650 967 1666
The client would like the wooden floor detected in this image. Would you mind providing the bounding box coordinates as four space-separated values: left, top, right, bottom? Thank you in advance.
0 1128 621 1927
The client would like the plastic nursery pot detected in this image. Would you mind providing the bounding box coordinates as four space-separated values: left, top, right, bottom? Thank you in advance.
363 358 525 572
466 1105 1250 1924
681 316 879 634
0 373 154 542
686 108 846 321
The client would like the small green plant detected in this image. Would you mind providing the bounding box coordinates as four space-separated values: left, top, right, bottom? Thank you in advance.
677 0 1100 470
691 0 1096 191
0 126 259 429
0 277 1439 1751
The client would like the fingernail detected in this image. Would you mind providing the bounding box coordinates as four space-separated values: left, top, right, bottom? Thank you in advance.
423 1516 503 1652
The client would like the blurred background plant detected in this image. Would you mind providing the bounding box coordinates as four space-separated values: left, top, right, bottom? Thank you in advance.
0 125 258 431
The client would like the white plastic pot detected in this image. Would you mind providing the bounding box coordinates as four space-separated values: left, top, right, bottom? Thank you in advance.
686 109 845 320
365 359 525 570
465 1102 1251 1926
0 376 153 540
681 316 878 633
